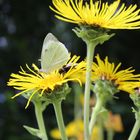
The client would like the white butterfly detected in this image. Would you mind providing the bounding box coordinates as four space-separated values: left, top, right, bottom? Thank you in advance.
40 33 70 73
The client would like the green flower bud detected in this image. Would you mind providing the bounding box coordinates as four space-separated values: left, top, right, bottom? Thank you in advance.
93 79 119 105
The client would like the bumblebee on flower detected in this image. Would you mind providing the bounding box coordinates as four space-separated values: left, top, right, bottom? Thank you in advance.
7 33 86 108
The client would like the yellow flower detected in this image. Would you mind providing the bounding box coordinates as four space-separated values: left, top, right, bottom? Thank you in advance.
105 112 124 132
50 119 100 140
7 55 86 108
92 55 140 94
50 0 140 29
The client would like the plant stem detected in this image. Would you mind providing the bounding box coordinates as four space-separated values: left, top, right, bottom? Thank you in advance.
107 130 114 140
73 83 83 120
89 98 102 135
98 118 104 140
53 101 68 140
128 113 140 140
84 43 96 140
34 101 48 140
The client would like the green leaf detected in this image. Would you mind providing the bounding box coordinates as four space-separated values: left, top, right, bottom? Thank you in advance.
23 125 42 138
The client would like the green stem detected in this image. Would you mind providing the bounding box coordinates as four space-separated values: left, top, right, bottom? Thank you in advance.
34 102 48 140
89 97 103 135
73 83 83 120
53 101 68 140
128 113 140 140
84 43 96 140
107 130 114 140
98 118 104 140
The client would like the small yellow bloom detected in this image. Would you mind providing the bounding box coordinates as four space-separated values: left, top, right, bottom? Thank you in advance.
50 119 100 140
105 112 124 132
7 55 86 108
92 55 140 94
50 0 140 29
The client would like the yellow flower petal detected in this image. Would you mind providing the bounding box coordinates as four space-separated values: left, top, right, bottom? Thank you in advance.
92 55 140 94
105 112 124 132
50 119 100 140
7 55 86 108
50 0 140 29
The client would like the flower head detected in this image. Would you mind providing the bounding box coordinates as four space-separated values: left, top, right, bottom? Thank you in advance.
7 55 86 108
92 55 140 94
50 0 140 29
50 119 100 140
105 112 124 132
130 88 140 109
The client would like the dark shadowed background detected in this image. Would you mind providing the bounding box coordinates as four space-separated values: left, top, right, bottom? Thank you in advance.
0 0 140 140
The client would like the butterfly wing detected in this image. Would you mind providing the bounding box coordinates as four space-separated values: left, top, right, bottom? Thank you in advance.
41 33 70 73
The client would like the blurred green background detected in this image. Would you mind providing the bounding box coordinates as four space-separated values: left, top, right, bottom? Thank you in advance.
0 0 140 139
